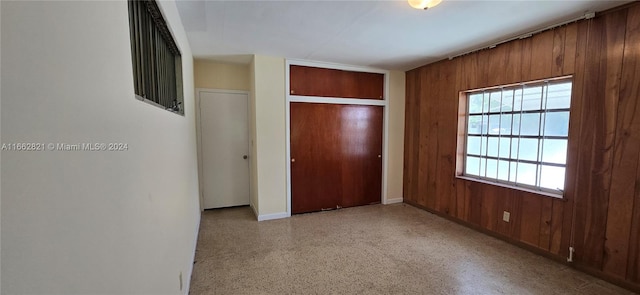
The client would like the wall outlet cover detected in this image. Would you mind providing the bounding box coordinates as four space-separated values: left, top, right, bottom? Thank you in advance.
503 211 511 222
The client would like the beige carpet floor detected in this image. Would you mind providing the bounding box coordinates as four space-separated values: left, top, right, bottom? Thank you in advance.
189 203 636 295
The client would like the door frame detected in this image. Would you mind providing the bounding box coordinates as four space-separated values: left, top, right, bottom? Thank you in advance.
285 59 391 217
195 88 251 211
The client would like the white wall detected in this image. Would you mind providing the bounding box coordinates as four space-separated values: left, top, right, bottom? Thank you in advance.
251 55 288 218
386 71 406 203
0 2 3 293
1 1 200 294
0 4 2 294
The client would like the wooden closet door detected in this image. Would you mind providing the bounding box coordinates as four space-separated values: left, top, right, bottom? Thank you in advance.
290 102 383 214
290 103 343 214
289 65 384 99
338 105 383 208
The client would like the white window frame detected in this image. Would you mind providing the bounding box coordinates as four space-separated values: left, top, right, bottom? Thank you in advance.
457 76 573 198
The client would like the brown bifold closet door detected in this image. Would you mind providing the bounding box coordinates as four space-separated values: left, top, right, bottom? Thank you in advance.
290 102 383 214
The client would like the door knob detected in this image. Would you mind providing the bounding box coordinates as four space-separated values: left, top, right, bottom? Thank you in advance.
291 158 296 163
378 155 382 158
243 155 248 159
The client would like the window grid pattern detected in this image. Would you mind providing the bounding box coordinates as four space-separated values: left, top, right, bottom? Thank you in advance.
464 79 572 194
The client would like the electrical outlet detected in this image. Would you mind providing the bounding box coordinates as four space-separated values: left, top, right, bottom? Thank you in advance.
502 211 511 222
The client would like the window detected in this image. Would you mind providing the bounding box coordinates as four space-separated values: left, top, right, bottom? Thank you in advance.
128 0 183 115
461 78 572 195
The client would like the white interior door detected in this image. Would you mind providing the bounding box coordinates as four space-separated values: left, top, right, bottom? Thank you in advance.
199 91 250 209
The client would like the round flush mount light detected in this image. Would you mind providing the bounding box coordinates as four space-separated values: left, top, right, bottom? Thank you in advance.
408 0 442 10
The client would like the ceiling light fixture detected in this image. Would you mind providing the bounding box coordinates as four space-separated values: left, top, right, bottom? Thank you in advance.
408 0 442 10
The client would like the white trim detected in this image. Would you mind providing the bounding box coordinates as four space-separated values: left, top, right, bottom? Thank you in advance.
382 69 390 206
285 59 391 217
195 88 252 211
384 198 404 205
184 212 201 295
257 212 290 222
196 88 250 95
456 176 563 199
289 95 386 106
285 63 292 216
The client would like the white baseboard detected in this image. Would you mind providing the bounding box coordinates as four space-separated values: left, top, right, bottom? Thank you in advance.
184 211 201 295
384 198 403 205
257 212 290 221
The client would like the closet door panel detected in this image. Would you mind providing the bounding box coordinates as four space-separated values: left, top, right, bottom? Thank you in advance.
291 103 343 214
339 105 383 207
290 65 384 99
290 103 383 214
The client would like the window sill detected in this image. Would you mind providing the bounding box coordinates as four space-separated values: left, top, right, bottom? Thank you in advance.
456 175 564 200
135 95 184 116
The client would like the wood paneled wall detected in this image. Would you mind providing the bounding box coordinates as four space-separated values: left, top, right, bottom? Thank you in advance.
403 2 640 291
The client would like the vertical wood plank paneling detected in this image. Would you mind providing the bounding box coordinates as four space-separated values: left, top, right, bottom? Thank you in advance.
509 190 524 240
412 70 422 203
453 57 465 218
561 20 589 258
461 53 478 91
403 73 411 201
476 50 490 88
418 67 433 208
579 10 627 269
468 182 482 226
624 5 640 284
487 43 507 87
434 59 458 215
454 58 467 220
425 65 440 210
504 41 523 85
402 2 640 290
549 200 564 255
629 178 640 283
603 4 639 279
431 61 444 212
455 179 467 220
552 26 567 77
539 198 553 251
495 189 514 237
403 70 417 202
529 30 555 80
402 71 411 201
481 185 499 232
520 193 543 247
578 20 605 268
563 23 579 75
412 69 423 205
572 16 603 268
520 37 533 82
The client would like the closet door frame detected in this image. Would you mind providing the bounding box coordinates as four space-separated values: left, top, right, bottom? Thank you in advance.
285 59 391 217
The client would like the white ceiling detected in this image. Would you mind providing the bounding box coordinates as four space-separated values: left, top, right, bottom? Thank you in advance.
175 0 631 70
